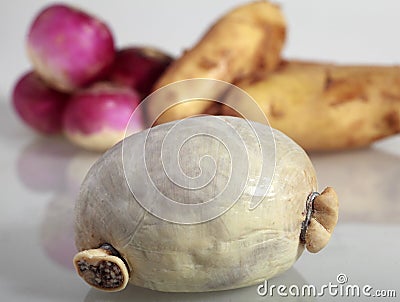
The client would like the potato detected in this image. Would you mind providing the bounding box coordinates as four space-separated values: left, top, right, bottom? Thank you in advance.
148 1 286 125
73 116 338 292
222 61 400 151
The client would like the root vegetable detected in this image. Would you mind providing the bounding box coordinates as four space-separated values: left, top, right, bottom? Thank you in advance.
222 61 400 151
12 71 69 134
63 83 142 152
109 47 173 98
73 116 338 292
27 4 115 92
149 1 286 124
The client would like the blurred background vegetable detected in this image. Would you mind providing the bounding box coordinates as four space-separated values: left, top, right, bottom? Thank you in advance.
109 46 173 98
12 71 69 135
10 1 400 152
26 4 115 92
63 83 142 151
12 3 172 152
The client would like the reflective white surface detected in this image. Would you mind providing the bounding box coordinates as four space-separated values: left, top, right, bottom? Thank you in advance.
1 0 400 301
1 95 399 301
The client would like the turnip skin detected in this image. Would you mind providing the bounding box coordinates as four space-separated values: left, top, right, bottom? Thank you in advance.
12 71 69 134
63 83 143 152
27 4 115 92
74 116 338 292
109 47 173 98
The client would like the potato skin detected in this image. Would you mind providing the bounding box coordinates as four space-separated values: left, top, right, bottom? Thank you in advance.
154 2 285 88
148 1 286 124
75 116 316 292
223 61 400 151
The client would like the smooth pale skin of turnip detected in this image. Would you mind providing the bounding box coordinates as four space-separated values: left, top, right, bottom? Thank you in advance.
63 83 142 152
109 47 173 98
12 71 69 134
27 4 115 92
74 116 338 292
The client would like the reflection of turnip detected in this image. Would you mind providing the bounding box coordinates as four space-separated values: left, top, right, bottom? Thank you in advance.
41 151 101 269
27 4 115 92
73 116 338 292
41 192 76 270
311 147 400 223
17 137 77 192
63 83 143 152
84 268 313 302
109 47 173 97
12 71 69 135
65 151 100 193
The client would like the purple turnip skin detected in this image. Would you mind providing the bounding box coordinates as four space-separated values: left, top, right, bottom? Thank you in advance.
27 4 115 92
109 47 173 98
12 71 69 134
63 83 143 152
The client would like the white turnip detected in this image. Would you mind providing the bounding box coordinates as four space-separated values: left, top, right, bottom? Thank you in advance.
73 116 339 292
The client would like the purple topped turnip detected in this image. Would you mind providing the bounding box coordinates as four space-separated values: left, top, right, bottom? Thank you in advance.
109 47 173 97
63 83 143 152
12 71 69 134
27 4 115 92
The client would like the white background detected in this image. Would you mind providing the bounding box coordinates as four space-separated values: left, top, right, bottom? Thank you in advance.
0 1 399 301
